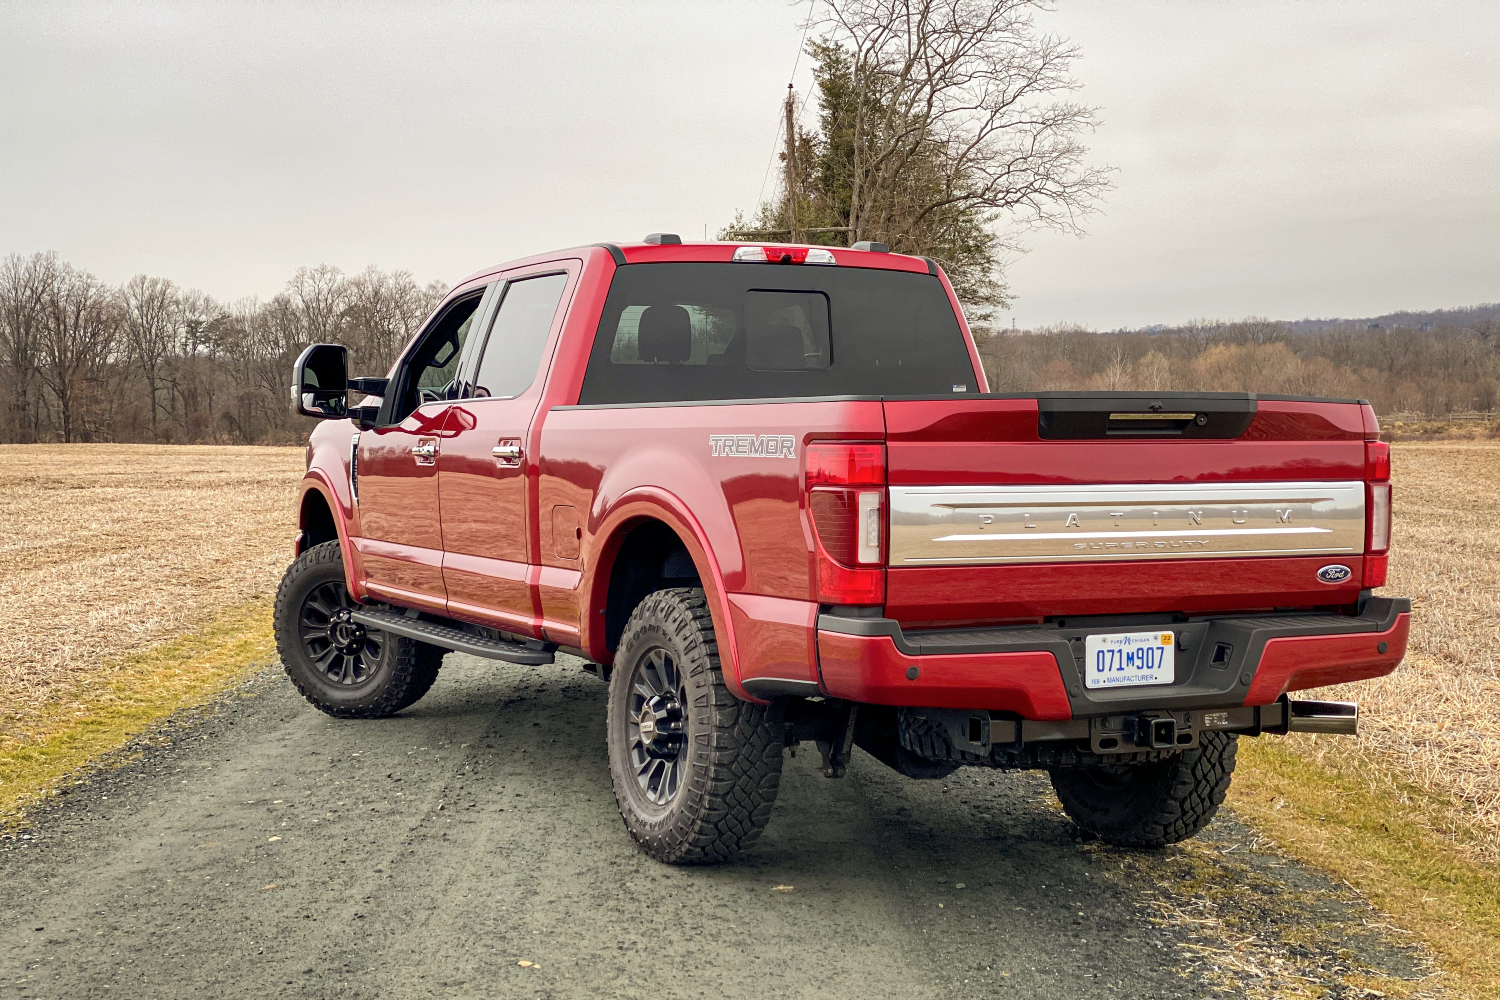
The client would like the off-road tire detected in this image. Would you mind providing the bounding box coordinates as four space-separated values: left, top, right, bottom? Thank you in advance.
606 588 783 864
273 540 444 718
1048 732 1238 847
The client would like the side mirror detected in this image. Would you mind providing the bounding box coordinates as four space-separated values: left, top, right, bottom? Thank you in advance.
291 344 348 419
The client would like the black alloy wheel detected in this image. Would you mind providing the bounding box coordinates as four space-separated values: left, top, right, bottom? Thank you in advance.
298 581 384 687
626 647 689 805
273 540 444 719
605 588 785 864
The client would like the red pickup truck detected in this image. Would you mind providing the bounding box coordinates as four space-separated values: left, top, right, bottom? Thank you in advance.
276 236 1409 864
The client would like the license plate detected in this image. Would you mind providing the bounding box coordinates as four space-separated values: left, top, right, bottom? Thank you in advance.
1084 630 1175 689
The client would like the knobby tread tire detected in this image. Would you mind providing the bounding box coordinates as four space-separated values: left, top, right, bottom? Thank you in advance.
273 540 444 719
607 588 783 865
1049 732 1239 848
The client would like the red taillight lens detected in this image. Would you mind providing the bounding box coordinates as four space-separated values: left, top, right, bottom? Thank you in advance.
1363 553 1388 588
807 442 885 487
1365 441 1391 559
805 443 886 604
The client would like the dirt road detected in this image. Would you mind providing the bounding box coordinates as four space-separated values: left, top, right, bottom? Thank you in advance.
2 654 1428 999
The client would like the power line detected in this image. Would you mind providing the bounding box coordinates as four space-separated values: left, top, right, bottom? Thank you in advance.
754 0 818 212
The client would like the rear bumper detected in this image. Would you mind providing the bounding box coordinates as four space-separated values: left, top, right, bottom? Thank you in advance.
815 597 1410 721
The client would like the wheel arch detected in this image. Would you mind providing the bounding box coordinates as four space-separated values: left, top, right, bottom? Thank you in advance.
584 489 758 703
297 474 363 600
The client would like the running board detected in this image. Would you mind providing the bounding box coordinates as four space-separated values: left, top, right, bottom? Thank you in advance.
350 609 555 665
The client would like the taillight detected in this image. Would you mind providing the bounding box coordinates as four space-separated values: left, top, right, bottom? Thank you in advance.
1364 440 1391 587
805 442 885 604
1369 484 1391 552
732 245 837 265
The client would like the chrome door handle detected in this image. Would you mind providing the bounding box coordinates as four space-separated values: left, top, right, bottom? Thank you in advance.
410 441 437 460
492 442 523 462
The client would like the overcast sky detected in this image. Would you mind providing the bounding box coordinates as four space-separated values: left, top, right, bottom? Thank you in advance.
2 0 1495 329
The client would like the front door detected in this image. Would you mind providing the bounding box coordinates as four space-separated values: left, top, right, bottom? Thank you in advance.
353 287 490 611
439 268 573 636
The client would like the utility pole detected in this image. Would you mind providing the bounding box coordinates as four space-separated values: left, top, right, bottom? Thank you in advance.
783 84 799 244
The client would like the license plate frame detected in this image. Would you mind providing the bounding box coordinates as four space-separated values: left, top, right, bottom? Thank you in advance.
1083 630 1176 690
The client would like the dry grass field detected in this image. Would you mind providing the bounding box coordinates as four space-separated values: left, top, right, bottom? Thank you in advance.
1292 443 1500 861
0 444 302 743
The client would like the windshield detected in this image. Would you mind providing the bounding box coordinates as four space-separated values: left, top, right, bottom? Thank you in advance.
577 262 975 404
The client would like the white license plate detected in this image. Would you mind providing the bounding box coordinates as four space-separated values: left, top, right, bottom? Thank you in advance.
1084 630 1176 689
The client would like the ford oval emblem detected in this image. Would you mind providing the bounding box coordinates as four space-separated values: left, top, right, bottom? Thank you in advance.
1316 564 1353 584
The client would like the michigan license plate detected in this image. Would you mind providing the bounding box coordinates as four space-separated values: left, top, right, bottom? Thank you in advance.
1084 631 1175 689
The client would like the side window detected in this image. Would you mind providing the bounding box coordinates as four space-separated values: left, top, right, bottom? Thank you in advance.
469 273 569 399
393 293 483 421
745 291 830 371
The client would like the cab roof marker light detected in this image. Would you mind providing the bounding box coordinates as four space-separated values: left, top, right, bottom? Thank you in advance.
731 246 837 265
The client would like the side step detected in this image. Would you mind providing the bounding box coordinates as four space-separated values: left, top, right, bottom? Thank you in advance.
351 609 555 665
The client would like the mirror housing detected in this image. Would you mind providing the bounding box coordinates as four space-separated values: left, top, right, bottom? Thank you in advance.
291 344 349 419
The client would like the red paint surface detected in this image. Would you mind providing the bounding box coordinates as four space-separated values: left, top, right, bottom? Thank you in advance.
728 594 820 686
1244 613 1410 705
886 555 1366 627
816 631 1073 718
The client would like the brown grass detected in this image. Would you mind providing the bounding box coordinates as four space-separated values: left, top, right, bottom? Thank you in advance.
1291 443 1500 863
1383 420 1500 443
0 444 302 744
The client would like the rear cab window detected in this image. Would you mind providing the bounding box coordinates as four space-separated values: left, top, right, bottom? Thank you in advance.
577 263 974 404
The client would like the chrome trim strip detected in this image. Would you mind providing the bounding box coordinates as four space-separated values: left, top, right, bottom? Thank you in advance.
889 481 1365 565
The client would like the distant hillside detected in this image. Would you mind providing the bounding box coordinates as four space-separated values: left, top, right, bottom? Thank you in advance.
1281 303 1498 335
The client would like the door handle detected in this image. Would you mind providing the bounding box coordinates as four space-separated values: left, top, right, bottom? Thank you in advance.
411 440 437 464
492 441 523 465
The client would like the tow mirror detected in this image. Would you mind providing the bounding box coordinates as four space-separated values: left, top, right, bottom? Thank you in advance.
291 344 349 419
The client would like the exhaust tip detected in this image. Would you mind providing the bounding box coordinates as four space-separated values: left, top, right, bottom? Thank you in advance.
1285 700 1358 735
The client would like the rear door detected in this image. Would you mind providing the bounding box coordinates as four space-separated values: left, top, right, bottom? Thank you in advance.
353 286 493 611
438 265 575 636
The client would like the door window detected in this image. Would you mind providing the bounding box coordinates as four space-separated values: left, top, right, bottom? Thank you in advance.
468 273 569 399
390 292 484 421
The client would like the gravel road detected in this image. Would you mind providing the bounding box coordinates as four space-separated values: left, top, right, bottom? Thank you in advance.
3 654 1430 999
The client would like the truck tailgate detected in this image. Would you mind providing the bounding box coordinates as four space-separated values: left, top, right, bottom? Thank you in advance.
883 394 1374 627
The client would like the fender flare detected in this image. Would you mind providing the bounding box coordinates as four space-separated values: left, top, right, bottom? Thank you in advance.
583 487 761 704
297 473 366 601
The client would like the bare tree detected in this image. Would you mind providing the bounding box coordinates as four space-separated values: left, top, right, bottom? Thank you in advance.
816 0 1111 269
285 264 349 343
0 252 60 443
36 264 120 443
343 267 445 377
121 274 182 438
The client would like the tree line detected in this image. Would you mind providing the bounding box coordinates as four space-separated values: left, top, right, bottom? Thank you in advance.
0 251 445 445
975 308 1500 417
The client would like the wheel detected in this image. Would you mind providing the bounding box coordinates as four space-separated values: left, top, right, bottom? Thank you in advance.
273 540 444 718
1048 732 1239 847
606 588 784 864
